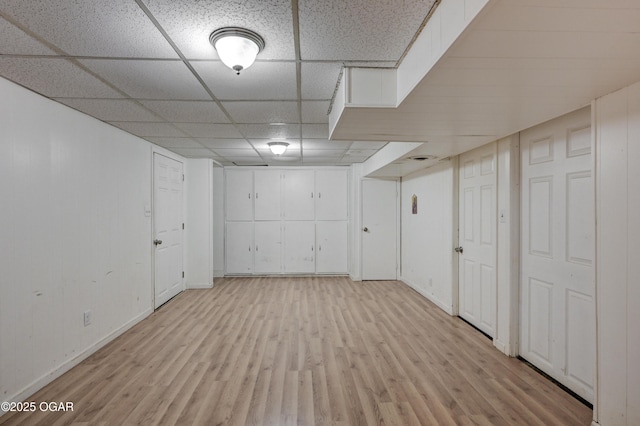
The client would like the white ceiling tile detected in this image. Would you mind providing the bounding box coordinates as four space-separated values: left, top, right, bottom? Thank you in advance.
80 59 210 100
146 137 204 149
141 0 295 60
238 124 300 139
0 0 178 58
303 149 344 158
349 141 388 149
55 99 161 122
301 63 343 99
192 61 297 100
298 0 436 60
0 57 123 98
140 100 229 123
302 124 329 139
212 148 260 158
344 61 397 68
175 123 243 138
169 148 218 158
108 122 186 138
197 139 253 149
301 101 330 123
302 139 351 150
223 101 298 123
0 17 57 55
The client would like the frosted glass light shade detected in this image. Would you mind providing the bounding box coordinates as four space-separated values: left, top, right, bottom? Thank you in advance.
210 27 265 75
268 142 289 155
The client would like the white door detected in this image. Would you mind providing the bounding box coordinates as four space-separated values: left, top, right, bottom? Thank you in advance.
283 170 315 220
225 222 253 274
316 170 348 220
225 169 253 221
283 222 315 273
362 179 397 280
153 153 184 308
254 221 282 274
458 142 497 337
316 221 348 274
520 107 595 403
254 170 281 220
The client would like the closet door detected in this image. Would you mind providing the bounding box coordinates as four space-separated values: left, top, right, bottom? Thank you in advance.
283 222 315 273
254 221 282 274
283 170 315 220
316 221 348 274
225 170 253 221
520 106 594 403
254 170 281 220
316 170 348 220
225 222 253 274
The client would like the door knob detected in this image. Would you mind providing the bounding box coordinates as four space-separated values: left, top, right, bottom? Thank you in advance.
454 246 463 254
363 227 369 232
154 239 163 246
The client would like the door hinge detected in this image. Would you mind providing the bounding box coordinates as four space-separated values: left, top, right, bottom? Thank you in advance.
182 223 185 230
182 174 185 181
182 271 184 278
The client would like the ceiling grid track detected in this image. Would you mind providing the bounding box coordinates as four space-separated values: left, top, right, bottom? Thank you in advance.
133 0 266 164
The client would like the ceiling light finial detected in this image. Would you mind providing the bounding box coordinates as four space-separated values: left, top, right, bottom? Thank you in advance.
268 141 289 156
209 27 265 75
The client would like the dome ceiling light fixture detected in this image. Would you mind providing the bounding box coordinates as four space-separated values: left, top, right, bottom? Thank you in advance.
209 27 265 75
268 141 289 156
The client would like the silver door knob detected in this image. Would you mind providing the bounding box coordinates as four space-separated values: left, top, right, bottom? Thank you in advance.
154 239 163 245
454 246 463 254
363 227 369 232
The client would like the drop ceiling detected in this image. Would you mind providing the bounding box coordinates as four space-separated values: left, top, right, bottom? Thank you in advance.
0 0 438 166
3 1 640 172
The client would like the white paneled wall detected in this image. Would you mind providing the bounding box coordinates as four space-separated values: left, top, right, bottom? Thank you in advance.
212 166 225 278
396 0 489 103
0 77 154 403
184 159 214 289
400 160 456 313
595 81 640 426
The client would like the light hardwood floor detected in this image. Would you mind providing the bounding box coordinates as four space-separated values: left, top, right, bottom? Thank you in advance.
1 277 592 425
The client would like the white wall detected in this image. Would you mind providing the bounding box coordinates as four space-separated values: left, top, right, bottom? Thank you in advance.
184 159 214 289
0 77 153 404
495 134 520 356
348 164 364 281
212 166 225 278
594 81 640 426
399 160 456 313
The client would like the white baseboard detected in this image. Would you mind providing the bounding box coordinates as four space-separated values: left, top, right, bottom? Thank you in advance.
400 277 454 316
2 308 152 413
493 339 508 355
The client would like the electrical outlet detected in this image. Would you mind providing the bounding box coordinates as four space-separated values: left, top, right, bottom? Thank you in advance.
83 310 92 327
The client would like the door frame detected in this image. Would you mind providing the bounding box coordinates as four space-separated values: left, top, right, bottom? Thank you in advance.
454 136 521 356
359 177 401 280
151 150 185 310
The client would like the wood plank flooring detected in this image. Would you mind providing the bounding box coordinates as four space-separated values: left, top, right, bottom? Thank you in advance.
0 277 593 425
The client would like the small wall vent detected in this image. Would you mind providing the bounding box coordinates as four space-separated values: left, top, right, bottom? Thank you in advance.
408 155 437 161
